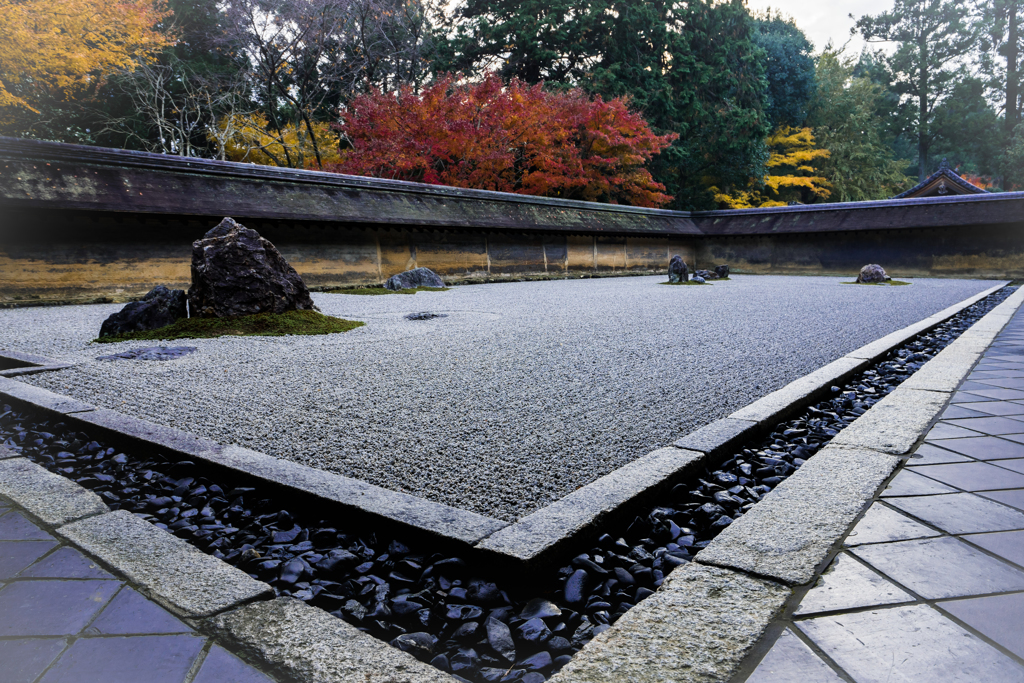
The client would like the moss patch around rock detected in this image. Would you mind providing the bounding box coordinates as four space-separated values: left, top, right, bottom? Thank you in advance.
95 310 365 343
841 280 911 286
326 286 450 295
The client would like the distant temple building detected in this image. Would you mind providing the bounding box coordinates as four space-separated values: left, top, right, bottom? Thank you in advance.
893 158 989 199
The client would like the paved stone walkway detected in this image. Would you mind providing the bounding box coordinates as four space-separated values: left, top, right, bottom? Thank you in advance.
744 309 1024 681
0 497 276 683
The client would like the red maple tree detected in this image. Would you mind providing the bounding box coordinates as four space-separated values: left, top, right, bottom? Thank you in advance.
320 75 678 207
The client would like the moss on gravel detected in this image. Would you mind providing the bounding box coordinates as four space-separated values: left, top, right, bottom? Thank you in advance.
95 310 364 343
325 286 450 295
841 280 912 286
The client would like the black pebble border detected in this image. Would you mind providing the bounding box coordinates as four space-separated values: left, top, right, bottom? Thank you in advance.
0 286 1014 683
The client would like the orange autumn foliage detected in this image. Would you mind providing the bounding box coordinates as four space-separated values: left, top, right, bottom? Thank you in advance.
0 0 172 113
323 75 678 207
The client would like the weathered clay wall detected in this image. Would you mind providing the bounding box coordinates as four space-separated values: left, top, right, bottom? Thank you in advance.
2 137 1023 306
0 210 696 305
696 224 1024 280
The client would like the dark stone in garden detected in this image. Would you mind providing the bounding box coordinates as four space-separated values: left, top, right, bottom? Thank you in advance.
692 276 706 284
856 264 891 283
188 217 317 318
99 285 187 338
667 255 688 283
518 651 553 671
485 616 516 661
694 269 718 280
315 549 359 574
392 632 434 658
519 598 561 620
517 617 552 643
385 267 445 291
564 569 588 606
406 312 448 321
96 346 197 362
715 264 730 279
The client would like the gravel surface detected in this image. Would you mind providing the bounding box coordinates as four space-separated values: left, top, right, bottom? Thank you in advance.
0 275 997 521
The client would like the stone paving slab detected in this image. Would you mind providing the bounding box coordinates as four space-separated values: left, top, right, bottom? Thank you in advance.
739 291 1024 682
0 496 277 683
548 563 790 683
58 509 273 618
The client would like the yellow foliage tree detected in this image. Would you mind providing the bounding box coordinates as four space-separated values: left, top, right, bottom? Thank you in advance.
213 113 342 169
0 0 172 114
715 127 832 208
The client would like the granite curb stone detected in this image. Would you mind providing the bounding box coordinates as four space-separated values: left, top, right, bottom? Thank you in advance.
214 445 508 544
0 444 20 460
476 448 705 562
0 457 108 525
57 509 273 618
674 418 759 457
730 357 869 426
693 445 902 585
547 563 790 683
208 597 458 683
830 387 951 455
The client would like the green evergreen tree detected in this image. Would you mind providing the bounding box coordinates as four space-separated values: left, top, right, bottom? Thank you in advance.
753 12 816 128
855 0 978 180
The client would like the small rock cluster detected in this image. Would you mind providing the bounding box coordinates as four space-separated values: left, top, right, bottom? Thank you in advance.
386 267 446 291
99 218 317 337
3 287 1013 683
667 256 729 283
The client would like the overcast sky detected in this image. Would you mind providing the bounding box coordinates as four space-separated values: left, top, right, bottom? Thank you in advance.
745 0 897 55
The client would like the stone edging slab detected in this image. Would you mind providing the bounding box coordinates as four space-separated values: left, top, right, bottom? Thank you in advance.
0 348 72 376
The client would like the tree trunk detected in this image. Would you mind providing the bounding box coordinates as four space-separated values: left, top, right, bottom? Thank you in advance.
919 38 930 181
1007 2 1020 134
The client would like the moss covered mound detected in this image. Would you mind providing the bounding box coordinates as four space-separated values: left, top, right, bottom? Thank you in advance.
95 310 364 343
328 286 450 295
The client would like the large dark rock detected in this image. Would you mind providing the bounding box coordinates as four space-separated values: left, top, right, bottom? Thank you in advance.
188 217 317 318
385 267 445 291
714 264 730 279
856 264 891 284
694 269 718 280
668 255 688 283
99 286 187 338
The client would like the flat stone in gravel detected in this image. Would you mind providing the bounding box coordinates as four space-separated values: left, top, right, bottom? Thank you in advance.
58 510 272 617
209 597 457 683
695 445 901 586
0 458 107 525
3 276 999 521
548 563 789 683
830 388 951 455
